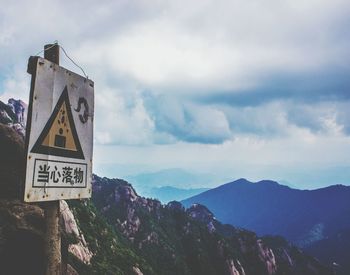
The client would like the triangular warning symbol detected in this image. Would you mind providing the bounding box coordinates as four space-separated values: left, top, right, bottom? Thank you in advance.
31 86 85 159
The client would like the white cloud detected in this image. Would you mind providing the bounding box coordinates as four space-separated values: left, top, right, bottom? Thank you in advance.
1 0 350 186
94 85 155 145
70 0 350 94
0 67 31 102
185 104 231 143
2 0 349 97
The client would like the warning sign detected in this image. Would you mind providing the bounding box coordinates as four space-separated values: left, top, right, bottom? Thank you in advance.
24 57 94 202
31 86 84 159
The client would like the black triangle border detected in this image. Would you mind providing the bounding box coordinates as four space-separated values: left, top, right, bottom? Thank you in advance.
31 86 85 159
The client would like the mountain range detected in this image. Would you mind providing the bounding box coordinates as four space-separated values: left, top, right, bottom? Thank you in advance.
182 178 350 274
86 174 332 275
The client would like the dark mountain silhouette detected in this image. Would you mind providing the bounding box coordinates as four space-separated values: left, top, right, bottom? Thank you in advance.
182 178 350 273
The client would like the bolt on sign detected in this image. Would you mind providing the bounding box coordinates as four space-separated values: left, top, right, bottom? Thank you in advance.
24 57 94 202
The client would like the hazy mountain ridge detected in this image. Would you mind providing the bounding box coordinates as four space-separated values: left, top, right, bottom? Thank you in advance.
125 168 223 199
125 168 216 188
182 178 350 273
144 186 210 203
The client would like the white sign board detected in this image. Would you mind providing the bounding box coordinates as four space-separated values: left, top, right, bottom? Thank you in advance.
24 57 94 202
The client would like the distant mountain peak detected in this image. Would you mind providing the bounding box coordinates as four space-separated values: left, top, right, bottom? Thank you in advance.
234 178 250 183
231 178 282 186
256 179 279 184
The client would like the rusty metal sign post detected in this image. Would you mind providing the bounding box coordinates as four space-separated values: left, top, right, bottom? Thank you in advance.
24 44 94 274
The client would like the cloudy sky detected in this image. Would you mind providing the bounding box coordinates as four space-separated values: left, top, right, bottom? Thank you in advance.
1 0 350 189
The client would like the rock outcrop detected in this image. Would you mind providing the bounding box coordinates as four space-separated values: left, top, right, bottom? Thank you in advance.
92 175 163 240
0 99 27 138
257 239 277 275
0 198 92 275
0 199 45 275
187 203 217 233
60 200 93 264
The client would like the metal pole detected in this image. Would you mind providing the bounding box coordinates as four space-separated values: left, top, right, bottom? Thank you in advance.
44 43 62 275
